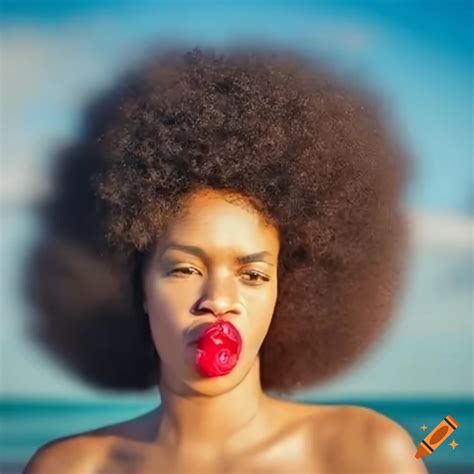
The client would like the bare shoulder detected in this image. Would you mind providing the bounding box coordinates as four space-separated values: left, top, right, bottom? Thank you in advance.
23 434 111 474
308 404 428 473
23 409 156 474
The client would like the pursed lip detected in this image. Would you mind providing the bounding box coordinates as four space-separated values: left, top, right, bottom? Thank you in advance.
187 321 218 345
187 320 243 346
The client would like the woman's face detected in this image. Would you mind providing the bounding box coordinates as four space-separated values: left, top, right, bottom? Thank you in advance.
143 189 280 395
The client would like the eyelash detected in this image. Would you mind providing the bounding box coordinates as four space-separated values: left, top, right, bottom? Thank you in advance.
169 267 270 284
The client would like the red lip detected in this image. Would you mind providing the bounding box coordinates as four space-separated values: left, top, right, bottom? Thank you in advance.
191 320 243 377
187 320 242 347
187 322 218 345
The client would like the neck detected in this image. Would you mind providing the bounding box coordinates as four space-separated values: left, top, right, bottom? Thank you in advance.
154 357 272 453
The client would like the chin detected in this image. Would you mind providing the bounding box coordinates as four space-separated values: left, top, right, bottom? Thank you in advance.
185 376 239 396
180 357 255 396
159 351 258 396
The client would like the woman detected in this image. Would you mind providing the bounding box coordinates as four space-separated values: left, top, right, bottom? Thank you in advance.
24 46 427 473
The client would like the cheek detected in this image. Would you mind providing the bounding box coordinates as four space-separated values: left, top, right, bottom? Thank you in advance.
145 274 194 319
245 292 278 349
145 283 193 359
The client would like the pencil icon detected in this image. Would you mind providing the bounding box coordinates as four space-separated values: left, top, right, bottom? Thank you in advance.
415 415 459 459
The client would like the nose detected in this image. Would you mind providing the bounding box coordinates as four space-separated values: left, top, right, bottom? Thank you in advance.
194 274 241 318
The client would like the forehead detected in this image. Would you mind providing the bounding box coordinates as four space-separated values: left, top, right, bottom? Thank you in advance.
162 189 279 254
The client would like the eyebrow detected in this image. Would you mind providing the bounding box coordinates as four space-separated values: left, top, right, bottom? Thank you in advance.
163 243 275 266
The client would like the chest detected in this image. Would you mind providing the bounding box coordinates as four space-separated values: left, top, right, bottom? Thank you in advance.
95 407 374 474
143 445 318 474
91 439 374 474
102 429 318 474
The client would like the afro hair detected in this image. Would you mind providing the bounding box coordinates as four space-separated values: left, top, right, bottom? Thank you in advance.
25 45 412 395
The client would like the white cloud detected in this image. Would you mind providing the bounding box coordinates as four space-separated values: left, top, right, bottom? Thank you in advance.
407 209 474 252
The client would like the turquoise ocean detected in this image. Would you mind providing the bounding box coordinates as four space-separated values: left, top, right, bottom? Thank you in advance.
1 397 472 474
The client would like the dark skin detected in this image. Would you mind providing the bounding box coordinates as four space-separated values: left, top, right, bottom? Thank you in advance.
24 189 427 474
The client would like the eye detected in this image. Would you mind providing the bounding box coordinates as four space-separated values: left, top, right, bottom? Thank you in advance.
168 267 270 284
169 267 200 276
241 271 270 284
